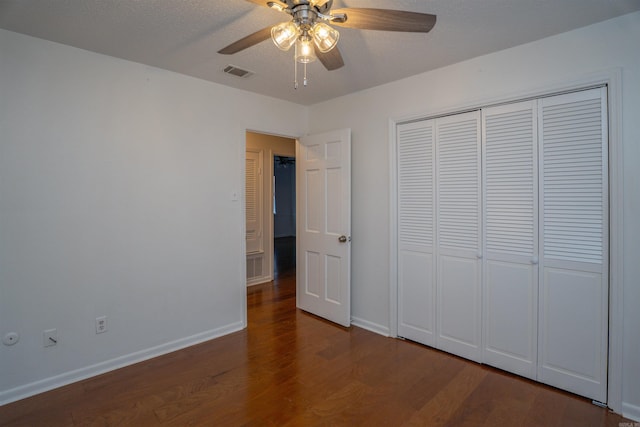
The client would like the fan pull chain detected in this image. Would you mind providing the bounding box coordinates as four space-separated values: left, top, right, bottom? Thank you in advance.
294 58 310 89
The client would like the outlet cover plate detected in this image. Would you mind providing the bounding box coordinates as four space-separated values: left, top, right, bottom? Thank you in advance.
43 329 57 347
96 316 107 334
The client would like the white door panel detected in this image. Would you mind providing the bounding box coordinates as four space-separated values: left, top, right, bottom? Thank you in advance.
484 260 537 378
297 129 351 327
435 111 482 362
538 88 608 402
397 120 436 345
398 250 435 345
481 101 538 378
539 267 605 398
437 254 481 361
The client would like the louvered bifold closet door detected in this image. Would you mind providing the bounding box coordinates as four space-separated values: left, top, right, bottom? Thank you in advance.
397 120 436 346
436 111 483 362
246 150 263 254
538 87 608 402
482 101 538 379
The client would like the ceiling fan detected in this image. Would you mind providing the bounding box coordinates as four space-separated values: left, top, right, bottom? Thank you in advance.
218 0 436 88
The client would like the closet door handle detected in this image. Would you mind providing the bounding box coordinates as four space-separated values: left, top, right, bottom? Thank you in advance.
532 256 539 265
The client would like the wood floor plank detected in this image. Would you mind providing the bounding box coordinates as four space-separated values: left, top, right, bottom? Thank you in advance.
405 364 489 426
446 371 536 426
401 353 467 411
0 267 634 426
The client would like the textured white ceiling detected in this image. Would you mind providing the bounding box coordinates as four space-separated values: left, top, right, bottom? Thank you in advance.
1 0 639 105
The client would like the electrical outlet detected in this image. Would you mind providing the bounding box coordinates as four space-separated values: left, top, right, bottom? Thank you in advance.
43 329 58 347
96 316 107 334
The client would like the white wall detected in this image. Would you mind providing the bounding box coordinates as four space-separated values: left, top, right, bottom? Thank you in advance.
307 12 640 419
0 29 306 403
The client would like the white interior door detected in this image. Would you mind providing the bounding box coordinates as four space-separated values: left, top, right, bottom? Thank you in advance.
296 128 351 327
397 120 436 346
482 101 539 379
538 88 608 402
435 111 483 362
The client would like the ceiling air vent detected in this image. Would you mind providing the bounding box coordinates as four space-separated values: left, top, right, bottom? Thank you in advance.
223 65 253 78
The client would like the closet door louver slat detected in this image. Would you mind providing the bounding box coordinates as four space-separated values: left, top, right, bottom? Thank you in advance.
246 151 263 254
398 125 434 248
542 98 604 264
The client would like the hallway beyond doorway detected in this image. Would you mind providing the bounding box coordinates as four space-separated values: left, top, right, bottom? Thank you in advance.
274 236 295 279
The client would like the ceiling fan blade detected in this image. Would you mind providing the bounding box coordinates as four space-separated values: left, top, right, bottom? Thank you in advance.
313 0 333 14
332 8 436 33
315 45 344 71
244 0 287 9
218 26 273 55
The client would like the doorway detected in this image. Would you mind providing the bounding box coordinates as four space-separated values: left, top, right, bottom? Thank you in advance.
273 156 296 279
245 131 296 286
245 128 352 328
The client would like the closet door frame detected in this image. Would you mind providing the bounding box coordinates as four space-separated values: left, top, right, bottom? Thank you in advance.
389 69 623 413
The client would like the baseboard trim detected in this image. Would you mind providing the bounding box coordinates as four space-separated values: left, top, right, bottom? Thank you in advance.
622 402 640 422
247 276 272 286
351 316 389 337
0 321 244 406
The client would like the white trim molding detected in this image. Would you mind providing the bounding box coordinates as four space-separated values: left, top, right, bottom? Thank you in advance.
388 117 400 339
604 67 624 415
351 317 390 337
622 402 640 423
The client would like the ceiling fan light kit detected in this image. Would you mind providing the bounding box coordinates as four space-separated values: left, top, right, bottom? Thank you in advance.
271 21 298 50
312 22 339 53
269 0 342 88
219 0 437 89
294 37 316 63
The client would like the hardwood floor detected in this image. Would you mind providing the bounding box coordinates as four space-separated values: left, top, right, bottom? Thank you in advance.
0 271 631 426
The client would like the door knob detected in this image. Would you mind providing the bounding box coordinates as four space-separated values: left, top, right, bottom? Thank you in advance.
338 235 348 243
